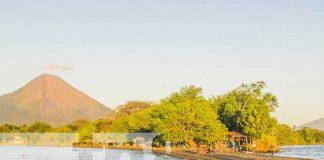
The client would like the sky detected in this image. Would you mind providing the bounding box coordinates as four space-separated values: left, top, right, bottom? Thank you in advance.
0 0 324 126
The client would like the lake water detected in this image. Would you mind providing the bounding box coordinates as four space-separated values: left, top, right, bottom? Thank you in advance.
1 145 324 160
274 145 324 160
0 146 185 160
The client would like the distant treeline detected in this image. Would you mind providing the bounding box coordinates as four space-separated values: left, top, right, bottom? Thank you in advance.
276 124 324 145
1 82 324 152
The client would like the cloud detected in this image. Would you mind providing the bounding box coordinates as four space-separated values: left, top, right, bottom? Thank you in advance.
43 64 71 71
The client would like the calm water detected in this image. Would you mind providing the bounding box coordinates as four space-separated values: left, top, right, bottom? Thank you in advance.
274 145 324 160
0 146 185 160
2 145 323 160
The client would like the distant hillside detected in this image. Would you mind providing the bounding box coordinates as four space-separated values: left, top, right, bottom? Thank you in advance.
0 73 112 126
298 117 324 131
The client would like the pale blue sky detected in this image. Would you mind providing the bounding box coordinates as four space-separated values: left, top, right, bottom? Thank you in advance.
1 0 324 126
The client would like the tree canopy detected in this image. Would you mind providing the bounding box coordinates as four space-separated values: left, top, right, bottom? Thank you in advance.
212 81 278 138
1 82 323 151
111 85 228 147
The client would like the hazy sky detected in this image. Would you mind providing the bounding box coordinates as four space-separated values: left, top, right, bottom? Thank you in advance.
1 0 324 126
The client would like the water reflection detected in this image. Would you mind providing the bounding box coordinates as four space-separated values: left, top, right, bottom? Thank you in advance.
75 147 163 160
0 133 180 160
0 146 183 160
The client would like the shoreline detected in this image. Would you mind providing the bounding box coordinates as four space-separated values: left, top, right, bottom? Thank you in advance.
0 144 312 160
73 145 307 160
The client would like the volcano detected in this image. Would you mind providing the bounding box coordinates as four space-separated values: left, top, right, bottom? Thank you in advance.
298 117 324 131
0 73 112 126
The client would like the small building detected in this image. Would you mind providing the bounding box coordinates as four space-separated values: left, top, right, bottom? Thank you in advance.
132 137 145 146
106 139 117 146
227 131 247 145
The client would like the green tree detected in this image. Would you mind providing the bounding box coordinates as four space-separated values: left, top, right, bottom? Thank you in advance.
78 119 113 143
19 124 29 133
28 122 52 133
78 123 98 143
0 124 20 133
116 101 151 116
150 86 227 147
111 106 156 133
298 127 323 144
275 124 303 145
212 81 278 139
51 125 73 133
91 119 113 132
71 119 90 131
110 85 228 148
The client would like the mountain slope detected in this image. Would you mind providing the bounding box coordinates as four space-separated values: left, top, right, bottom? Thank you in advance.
0 73 112 126
298 117 324 131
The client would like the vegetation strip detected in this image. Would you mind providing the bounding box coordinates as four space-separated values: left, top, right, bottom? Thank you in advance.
1 82 323 156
